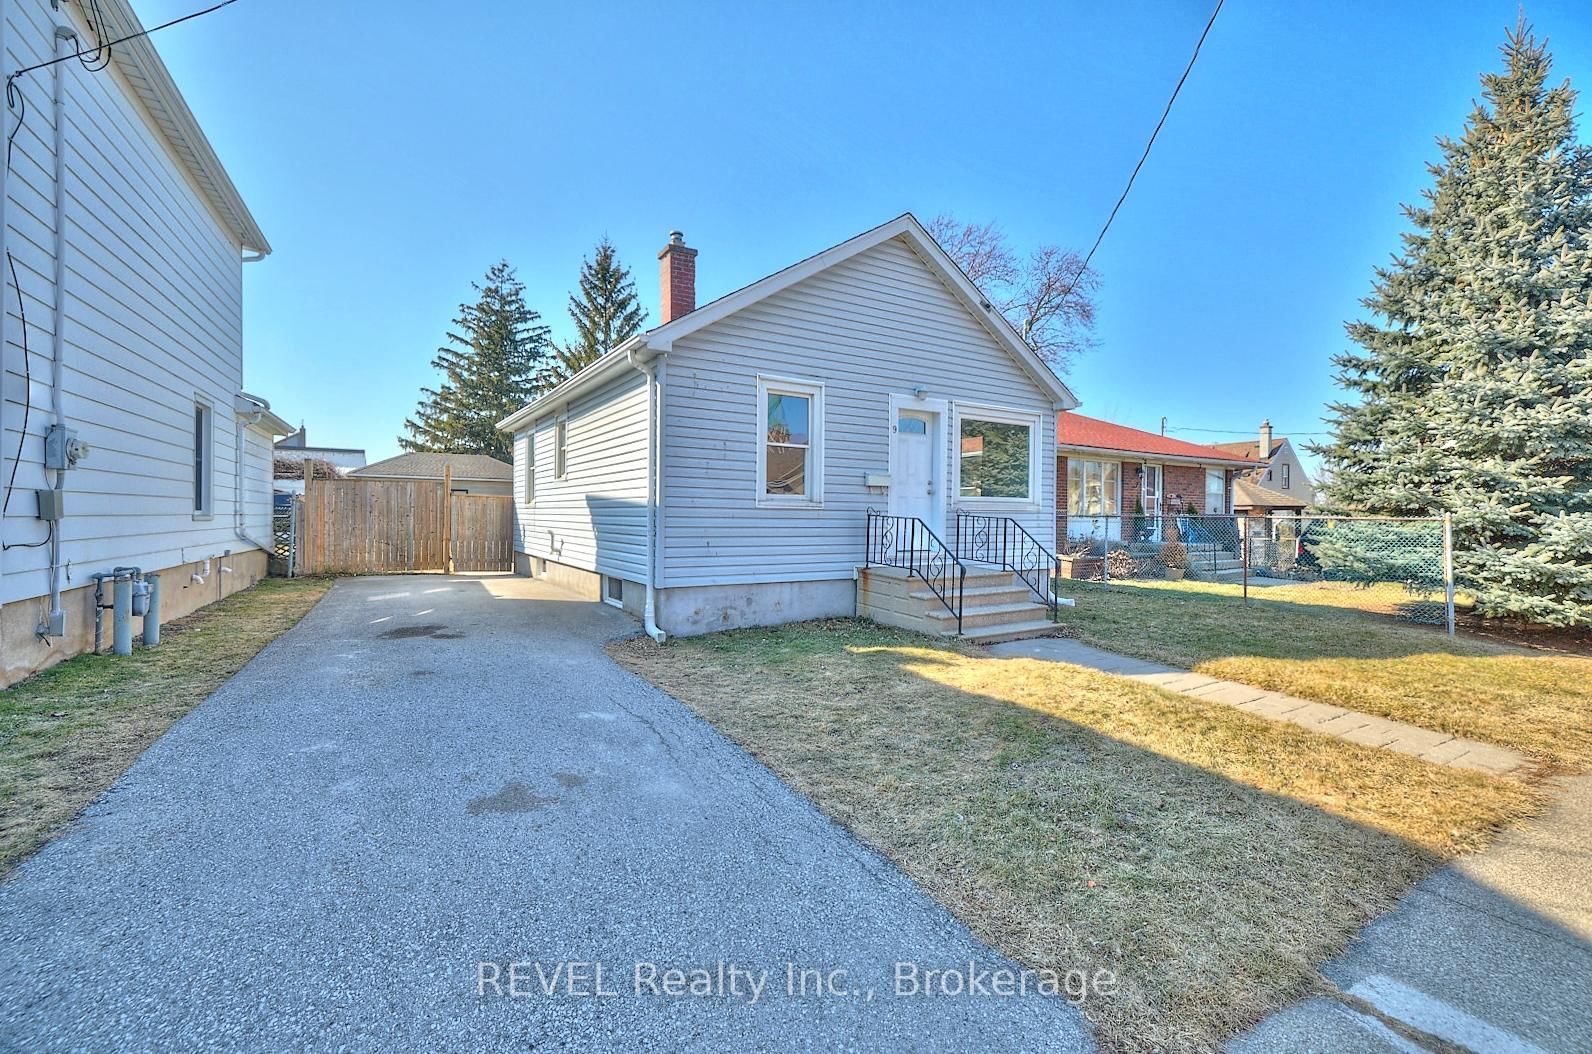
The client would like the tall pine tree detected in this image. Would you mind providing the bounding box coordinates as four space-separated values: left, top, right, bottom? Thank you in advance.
401 261 550 461
547 238 646 383
1313 22 1592 625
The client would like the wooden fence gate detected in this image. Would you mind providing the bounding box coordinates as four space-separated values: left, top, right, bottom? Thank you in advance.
300 474 514 574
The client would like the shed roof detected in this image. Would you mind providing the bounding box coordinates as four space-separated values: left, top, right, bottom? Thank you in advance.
351 453 511 481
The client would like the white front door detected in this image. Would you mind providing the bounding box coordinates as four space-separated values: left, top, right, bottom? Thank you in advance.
892 409 939 534
1141 464 1162 541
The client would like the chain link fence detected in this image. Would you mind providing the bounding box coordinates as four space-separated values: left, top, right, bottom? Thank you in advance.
1056 513 1454 628
270 493 299 577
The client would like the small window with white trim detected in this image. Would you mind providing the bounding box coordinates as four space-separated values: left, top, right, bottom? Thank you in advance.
1281 463 1291 490
192 401 213 516
757 377 823 503
554 416 568 479
605 576 624 606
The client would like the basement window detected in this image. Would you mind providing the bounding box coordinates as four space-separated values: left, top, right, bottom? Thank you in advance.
605 576 624 607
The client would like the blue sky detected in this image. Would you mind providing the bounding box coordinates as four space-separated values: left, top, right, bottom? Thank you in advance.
139 0 1591 466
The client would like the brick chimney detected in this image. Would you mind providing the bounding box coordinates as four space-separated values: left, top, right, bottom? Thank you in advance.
658 231 697 324
1258 418 1273 459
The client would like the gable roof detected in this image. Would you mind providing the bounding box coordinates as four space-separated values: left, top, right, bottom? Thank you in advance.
1057 413 1258 466
1233 477 1309 509
99 0 269 255
351 452 511 482
498 213 1079 432
1212 437 1287 461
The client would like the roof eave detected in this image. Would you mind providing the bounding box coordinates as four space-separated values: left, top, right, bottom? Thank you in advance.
1056 442 1257 468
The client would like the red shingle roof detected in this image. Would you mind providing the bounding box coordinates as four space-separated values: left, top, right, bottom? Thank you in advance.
1056 413 1258 465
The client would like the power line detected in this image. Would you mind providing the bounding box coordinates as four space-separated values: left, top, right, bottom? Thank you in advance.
7 0 239 82
1165 425 1330 436
1057 0 1224 304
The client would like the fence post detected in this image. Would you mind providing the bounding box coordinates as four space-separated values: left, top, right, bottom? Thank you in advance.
1101 527 1109 586
442 466 454 574
1240 515 1249 603
1443 512 1456 636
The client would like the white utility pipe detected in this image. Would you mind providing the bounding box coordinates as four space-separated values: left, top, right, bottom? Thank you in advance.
233 411 272 553
629 346 665 643
42 23 76 635
0 5 11 563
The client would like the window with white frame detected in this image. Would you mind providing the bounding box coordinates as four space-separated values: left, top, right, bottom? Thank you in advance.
554 416 568 479
522 433 535 504
757 377 823 502
1205 469 1227 514
959 409 1039 502
1066 459 1119 517
1281 462 1291 490
192 401 213 516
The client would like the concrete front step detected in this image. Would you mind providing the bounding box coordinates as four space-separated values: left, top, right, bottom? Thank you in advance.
926 600 1054 631
910 583 1037 606
960 618 1061 644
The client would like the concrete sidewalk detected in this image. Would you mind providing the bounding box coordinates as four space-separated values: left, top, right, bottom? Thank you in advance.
1229 776 1592 1053
989 636 1529 776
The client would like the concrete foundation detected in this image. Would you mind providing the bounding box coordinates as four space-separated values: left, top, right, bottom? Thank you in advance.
655 578 856 637
514 552 646 619
1 549 269 688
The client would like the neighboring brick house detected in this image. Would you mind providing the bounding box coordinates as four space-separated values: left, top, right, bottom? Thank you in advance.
1213 420 1316 511
1056 414 1258 541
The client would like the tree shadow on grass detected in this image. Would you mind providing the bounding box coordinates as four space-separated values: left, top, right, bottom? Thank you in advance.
620 621 1587 1052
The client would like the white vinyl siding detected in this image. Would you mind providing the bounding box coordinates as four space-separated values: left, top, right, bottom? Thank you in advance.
510 368 649 583
659 235 1056 588
1 1 265 605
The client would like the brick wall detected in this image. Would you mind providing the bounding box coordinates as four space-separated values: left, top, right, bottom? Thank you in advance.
1057 454 1234 541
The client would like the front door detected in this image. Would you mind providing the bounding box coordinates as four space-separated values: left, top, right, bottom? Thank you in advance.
892 409 939 535
1141 464 1162 541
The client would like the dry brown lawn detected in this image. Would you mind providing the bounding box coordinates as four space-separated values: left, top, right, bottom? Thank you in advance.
1052 578 1592 771
0 577 331 876
612 619 1541 1054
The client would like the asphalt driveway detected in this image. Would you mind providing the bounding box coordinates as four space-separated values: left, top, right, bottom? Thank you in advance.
0 575 1093 1053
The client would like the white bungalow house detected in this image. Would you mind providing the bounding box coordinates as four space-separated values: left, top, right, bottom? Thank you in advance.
0 0 282 685
498 214 1079 642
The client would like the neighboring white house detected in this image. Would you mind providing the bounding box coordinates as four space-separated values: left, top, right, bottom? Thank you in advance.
1213 420 1317 512
498 214 1079 641
349 452 513 496
0 0 282 685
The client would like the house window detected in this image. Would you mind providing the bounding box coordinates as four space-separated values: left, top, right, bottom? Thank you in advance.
757 377 823 502
554 416 568 479
605 576 624 607
1281 463 1291 490
1205 469 1227 514
1066 459 1119 517
958 411 1037 501
1264 468 1273 482
523 433 535 504
193 402 213 516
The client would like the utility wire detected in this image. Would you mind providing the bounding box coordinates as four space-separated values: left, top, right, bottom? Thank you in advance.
1057 0 1225 304
7 0 238 81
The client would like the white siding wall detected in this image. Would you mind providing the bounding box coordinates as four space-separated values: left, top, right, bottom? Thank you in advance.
511 367 649 582
0 0 261 606
659 235 1057 587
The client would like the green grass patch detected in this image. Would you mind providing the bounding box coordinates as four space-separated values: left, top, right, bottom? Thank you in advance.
1053 578 1592 771
0 577 332 876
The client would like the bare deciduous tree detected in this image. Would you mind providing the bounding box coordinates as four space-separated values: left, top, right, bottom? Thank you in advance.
926 213 1099 374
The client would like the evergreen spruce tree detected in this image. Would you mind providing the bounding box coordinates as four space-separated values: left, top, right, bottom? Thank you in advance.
401 261 550 461
1313 22 1592 625
547 238 646 383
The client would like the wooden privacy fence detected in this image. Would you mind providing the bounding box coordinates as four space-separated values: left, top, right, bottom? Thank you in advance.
300 473 514 574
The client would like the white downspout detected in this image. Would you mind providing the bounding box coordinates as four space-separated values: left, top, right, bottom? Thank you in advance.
41 23 76 636
628 346 665 643
233 411 272 553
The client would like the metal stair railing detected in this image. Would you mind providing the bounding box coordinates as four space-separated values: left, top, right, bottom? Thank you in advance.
953 512 1059 620
864 509 967 633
